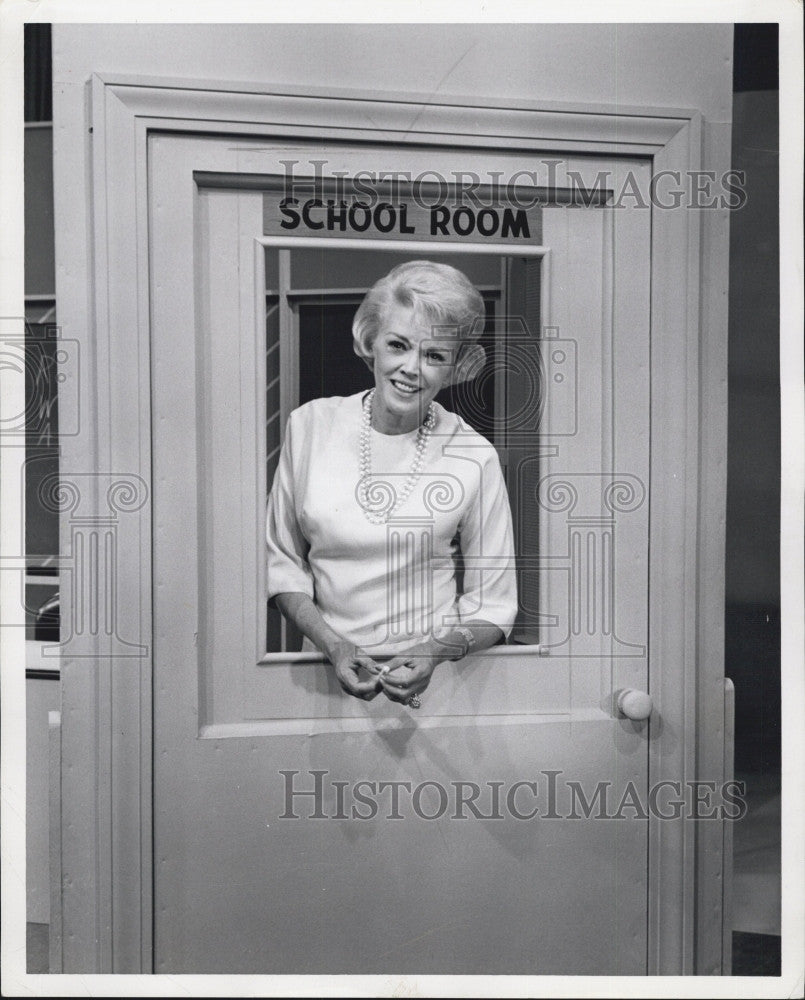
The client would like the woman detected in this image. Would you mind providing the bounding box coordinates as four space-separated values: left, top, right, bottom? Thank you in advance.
266 260 517 707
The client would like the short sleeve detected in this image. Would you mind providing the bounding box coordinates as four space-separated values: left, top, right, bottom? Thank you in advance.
456 448 518 638
265 410 315 605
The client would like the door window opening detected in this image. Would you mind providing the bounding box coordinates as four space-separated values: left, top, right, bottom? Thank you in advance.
264 246 548 652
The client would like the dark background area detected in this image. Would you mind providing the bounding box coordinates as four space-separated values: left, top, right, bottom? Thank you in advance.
728 23 780 775
727 23 781 975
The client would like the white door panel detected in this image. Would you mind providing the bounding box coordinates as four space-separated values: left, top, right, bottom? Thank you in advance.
150 134 651 973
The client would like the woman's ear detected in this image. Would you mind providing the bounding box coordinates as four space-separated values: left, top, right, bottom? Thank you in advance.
452 342 486 384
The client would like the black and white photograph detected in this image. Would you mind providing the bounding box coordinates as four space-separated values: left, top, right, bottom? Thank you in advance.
1 3 802 996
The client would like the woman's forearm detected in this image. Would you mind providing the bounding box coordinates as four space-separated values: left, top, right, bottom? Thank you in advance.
274 593 502 665
273 592 345 660
427 620 504 663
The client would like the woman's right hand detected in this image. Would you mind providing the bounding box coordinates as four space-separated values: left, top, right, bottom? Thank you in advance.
327 640 383 701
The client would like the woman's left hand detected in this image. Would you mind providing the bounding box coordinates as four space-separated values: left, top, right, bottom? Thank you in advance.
375 644 443 705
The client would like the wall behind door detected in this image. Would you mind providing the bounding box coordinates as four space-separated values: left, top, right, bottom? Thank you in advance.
52 23 733 118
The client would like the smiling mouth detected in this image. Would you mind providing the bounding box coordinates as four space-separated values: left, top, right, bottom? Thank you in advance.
390 379 420 395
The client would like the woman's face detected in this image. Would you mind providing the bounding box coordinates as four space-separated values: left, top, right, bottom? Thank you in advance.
370 300 455 429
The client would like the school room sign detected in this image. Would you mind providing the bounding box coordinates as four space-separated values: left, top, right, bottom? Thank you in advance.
259 175 555 244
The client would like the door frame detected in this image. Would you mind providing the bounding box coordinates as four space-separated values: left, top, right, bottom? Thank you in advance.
55 73 729 974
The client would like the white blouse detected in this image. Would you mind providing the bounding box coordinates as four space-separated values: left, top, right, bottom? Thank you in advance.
265 391 517 654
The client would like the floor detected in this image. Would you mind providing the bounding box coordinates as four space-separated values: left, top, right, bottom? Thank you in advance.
732 768 781 936
731 932 782 977
26 922 49 974
728 766 781 976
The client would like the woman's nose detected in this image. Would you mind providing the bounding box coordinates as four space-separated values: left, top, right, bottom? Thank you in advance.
399 349 421 377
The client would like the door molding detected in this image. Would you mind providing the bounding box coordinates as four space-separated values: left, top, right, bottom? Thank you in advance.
57 73 728 973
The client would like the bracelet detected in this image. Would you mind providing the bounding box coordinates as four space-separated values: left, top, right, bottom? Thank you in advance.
453 625 475 660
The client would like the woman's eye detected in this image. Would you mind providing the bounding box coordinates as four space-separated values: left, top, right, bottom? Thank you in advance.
388 339 405 351
427 351 447 364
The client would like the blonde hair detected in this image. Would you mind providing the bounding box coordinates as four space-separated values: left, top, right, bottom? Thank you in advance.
352 260 486 385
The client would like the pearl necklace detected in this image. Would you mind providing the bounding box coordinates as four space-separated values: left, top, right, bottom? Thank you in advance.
358 388 436 525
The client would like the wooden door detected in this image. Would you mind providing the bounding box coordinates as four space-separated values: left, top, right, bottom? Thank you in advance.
149 133 651 973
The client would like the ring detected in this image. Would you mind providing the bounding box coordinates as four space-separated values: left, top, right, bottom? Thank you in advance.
407 694 422 709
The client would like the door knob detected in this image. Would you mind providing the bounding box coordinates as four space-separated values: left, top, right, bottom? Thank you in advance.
617 688 653 721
